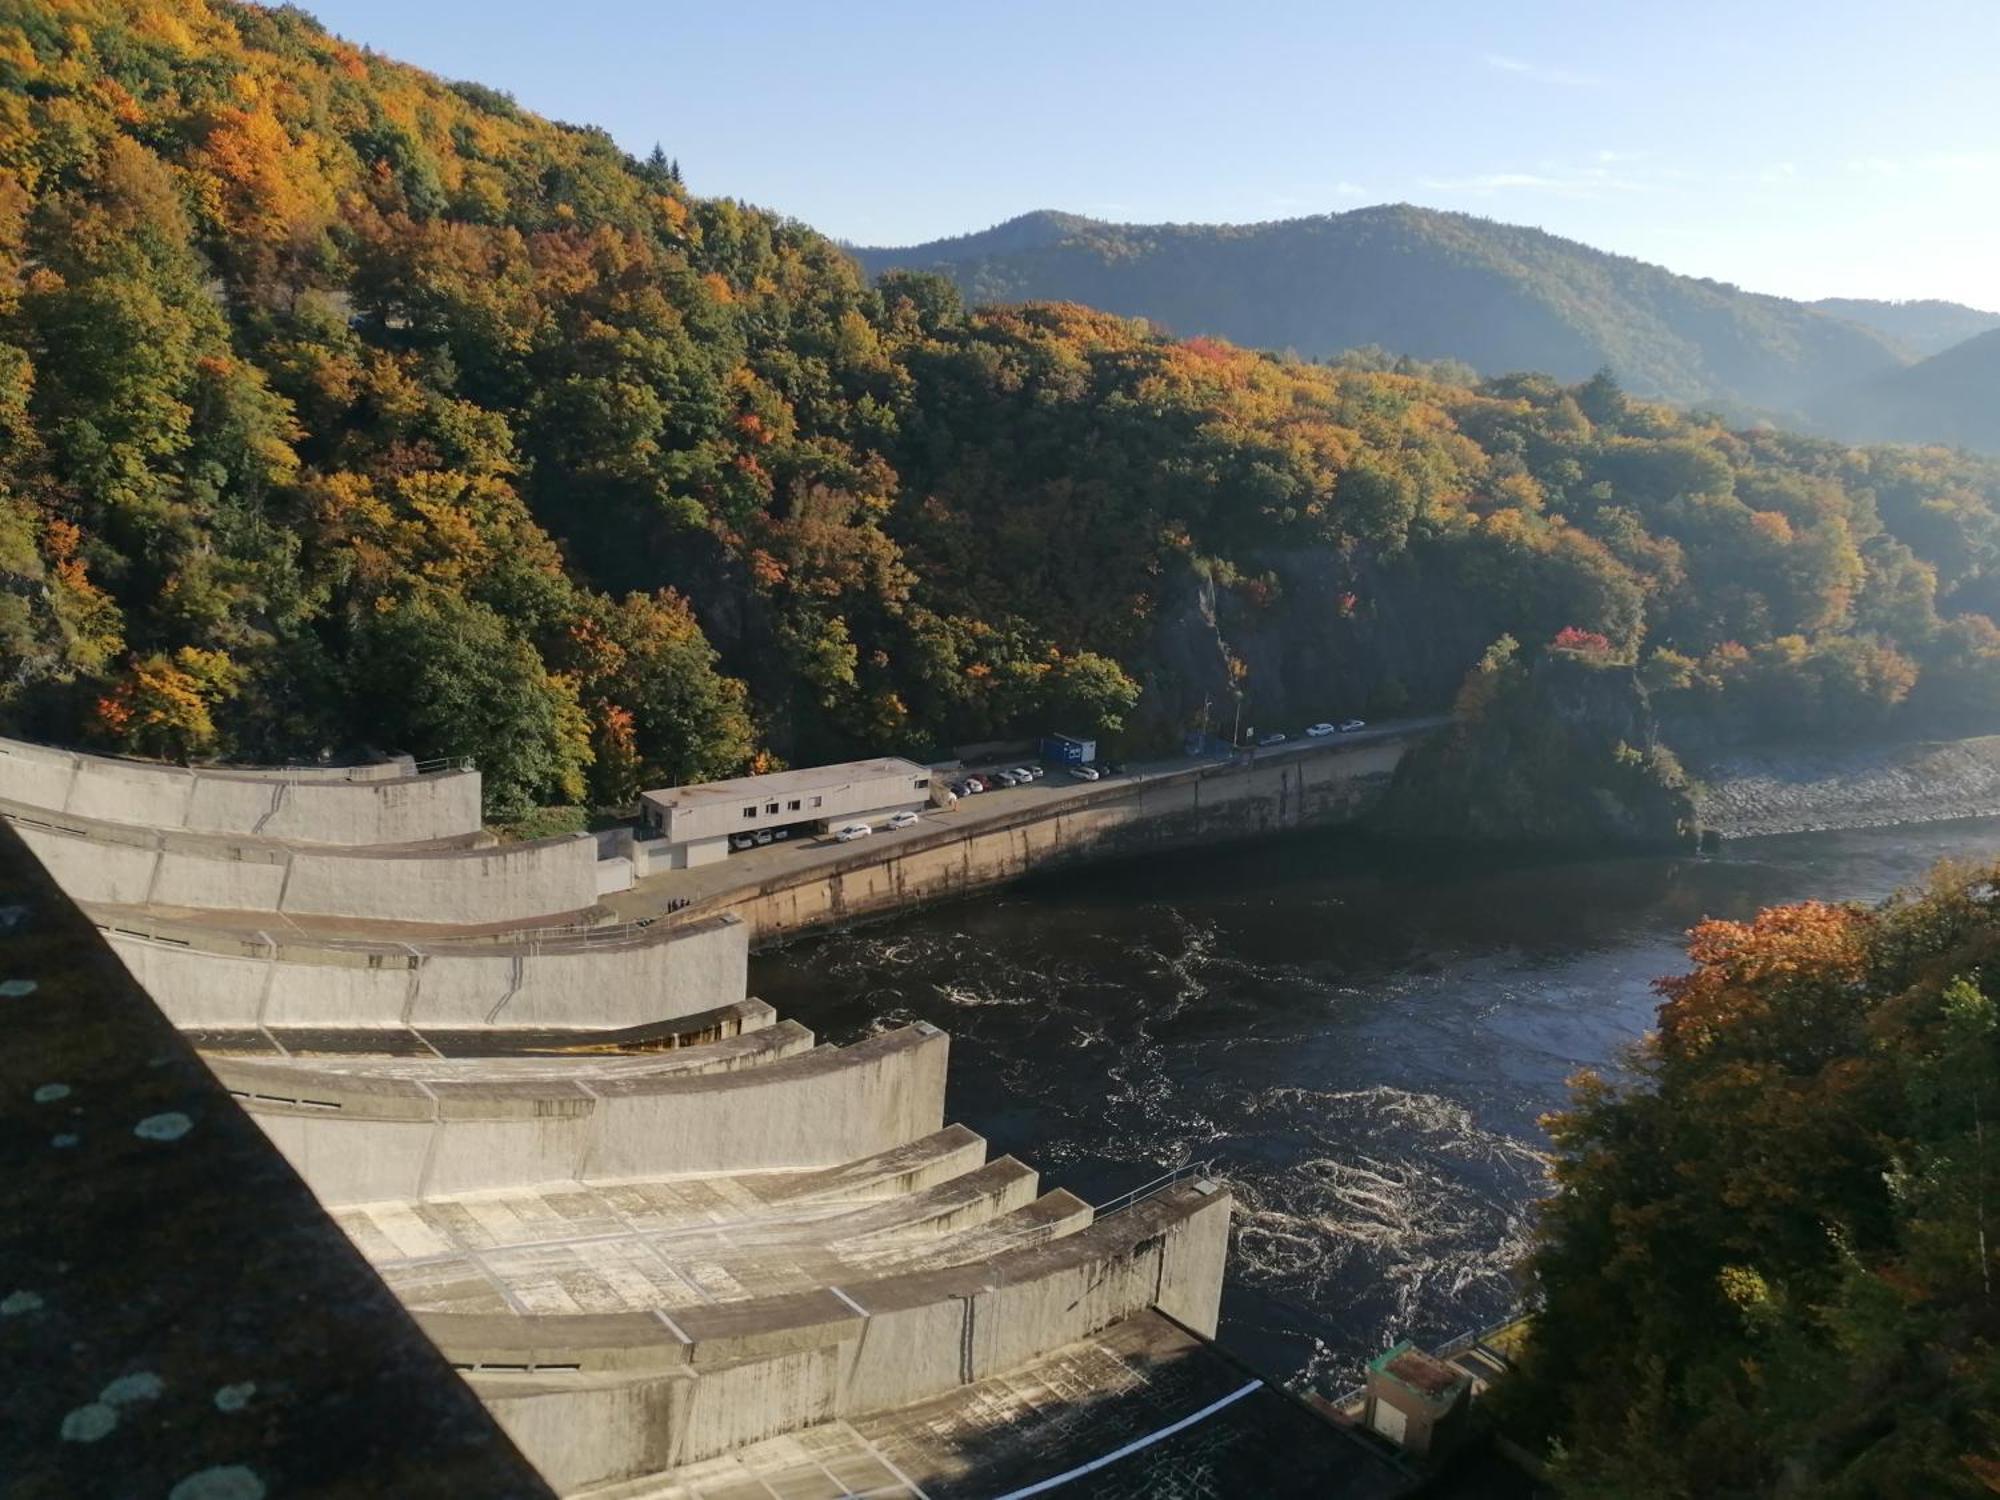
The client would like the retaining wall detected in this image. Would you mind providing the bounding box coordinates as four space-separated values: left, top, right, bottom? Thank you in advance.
101 913 749 1031
226 1025 949 1206
449 1183 1232 1489
0 734 481 844
8 809 599 927
701 739 1411 944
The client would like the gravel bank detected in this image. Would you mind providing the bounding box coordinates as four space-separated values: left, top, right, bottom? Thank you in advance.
1695 735 2000 838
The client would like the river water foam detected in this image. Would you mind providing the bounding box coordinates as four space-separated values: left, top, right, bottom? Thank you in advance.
751 816 2000 1395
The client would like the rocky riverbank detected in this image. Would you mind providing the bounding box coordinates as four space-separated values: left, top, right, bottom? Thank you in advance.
1694 734 2000 837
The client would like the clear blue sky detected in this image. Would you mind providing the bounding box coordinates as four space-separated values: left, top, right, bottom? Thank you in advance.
303 0 2000 308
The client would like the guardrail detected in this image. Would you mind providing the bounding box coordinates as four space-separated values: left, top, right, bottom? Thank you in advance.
1095 1158 1219 1218
413 755 477 775
962 1159 1227 1283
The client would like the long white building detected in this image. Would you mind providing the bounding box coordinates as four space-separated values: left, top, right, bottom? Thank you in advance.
640 757 934 867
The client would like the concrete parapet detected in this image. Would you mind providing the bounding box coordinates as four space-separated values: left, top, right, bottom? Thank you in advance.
6 804 599 926
100 910 749 1031
223 1025 951 1206
442 1181 1232 1488
0 733 480 844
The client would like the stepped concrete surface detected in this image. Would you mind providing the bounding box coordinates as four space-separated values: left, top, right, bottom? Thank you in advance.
0 732 482 843
218 1024 951 1206
612 1310 1407 1499
94 908 748 1032
5 797 602 926
0 744 1376 1495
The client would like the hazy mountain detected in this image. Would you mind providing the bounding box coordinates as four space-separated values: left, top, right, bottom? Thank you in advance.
1813 327 2000 453
1809 297 2000 358
854 205 1911 417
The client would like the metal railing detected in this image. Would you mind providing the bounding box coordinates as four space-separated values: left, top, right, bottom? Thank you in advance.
413 754 477 776
936 1159 1226 1294
1094 1158 1219 1218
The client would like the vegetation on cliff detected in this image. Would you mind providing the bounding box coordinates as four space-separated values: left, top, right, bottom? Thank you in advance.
1373 629 1699 849
7 2 2000 818
1500 866 2000 1495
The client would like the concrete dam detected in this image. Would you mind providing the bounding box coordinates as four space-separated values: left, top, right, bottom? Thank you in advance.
0 735 1410 1495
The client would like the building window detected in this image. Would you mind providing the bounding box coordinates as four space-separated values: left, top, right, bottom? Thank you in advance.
766 802 779 815
742 806 757 820
810 796 823 809
914 777 930 790
787 799 801 812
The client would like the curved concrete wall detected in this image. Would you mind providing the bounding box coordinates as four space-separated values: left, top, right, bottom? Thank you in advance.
0 734 480 844
225 1025 950 1207
446 1184 1232 1488
102 913 749 1031
9 811 598 926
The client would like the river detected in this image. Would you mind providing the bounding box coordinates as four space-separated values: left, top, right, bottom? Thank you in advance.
749 816 2000 1397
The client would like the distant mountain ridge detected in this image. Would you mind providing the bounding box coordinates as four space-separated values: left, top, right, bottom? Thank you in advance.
1809 297 2000 358
1812 327 2000 453
855 205 1914 421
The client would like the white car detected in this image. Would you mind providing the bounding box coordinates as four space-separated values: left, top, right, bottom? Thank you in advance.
752 828 774 846
886 810 920 830
834 823 872 842
1305 722 1337 737
989 769 1019 787
1013 766 1040 781
728 833 755 852
1338 719 1367 732
1258 732 1288 746
1070 764 1100 781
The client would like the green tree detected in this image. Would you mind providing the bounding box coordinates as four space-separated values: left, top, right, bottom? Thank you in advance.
354 591 590 819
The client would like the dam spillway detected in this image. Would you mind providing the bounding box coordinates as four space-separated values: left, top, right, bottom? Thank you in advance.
0 735 1387 1495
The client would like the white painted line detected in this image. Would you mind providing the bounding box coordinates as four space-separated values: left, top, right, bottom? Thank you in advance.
827 1283 870 1318
990 1378 1264 1498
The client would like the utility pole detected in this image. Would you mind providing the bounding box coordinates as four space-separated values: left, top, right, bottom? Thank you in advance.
1231 694 1244 749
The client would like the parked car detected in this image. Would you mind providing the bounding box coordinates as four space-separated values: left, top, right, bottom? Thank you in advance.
989 769 1019 787
1258 731 1288 746
1305 722 1337 737
728 833 755 852
1338 719 1367 732
1070 764 1101 781
834 822 872 842
1100 761 1124 776
1013 766 1040 781
964 776 985 793
886 810 920 830
770 828 790 842
752 828 774 846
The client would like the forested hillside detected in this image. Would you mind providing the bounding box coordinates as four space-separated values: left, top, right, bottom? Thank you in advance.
855 207 1910 417
1501 866 2000 1495
7 1 2000 820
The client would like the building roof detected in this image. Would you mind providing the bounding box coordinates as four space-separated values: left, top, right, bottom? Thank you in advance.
1369 1342 1471 1407
641 757 930 810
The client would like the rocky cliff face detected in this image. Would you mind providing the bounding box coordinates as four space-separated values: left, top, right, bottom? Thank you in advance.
1131 547 1511 746
1370 645 1700 850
